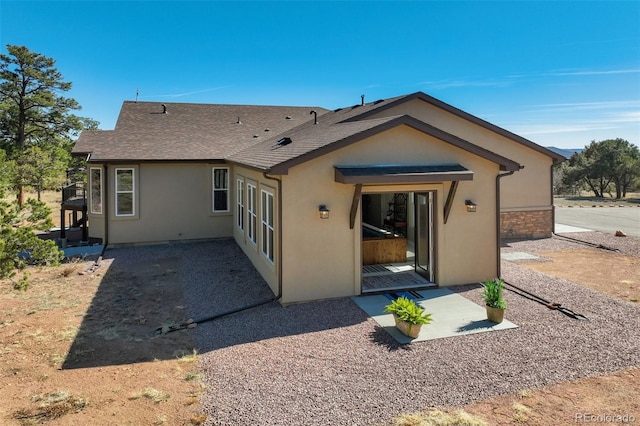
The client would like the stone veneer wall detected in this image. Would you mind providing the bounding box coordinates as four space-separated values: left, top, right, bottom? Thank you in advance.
500 209 553 239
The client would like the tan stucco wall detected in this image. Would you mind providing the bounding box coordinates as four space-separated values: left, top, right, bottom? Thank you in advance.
90 163 233 245
232 167 279 297
86 213 105 241
278 125 500 303
366 98 554 210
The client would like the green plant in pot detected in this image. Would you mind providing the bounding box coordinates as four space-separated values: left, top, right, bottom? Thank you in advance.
384 296 433 339
482 278 507 323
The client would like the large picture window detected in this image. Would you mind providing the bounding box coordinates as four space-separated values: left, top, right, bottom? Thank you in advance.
247 183 257 244
212 167 229 212
237 177 244 231
261 189 274 262
89 167 102 214
115 168 134 216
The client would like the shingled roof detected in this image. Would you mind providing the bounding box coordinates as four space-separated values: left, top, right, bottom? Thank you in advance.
227 107 522 173
73 101 329 161
74 92 562 169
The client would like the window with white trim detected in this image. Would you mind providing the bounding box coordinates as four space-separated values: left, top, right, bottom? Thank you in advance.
89 167 102 214
115 168 134 216
247 183 257 244
237 177 245 231
261 189 274 262
212 167 229 212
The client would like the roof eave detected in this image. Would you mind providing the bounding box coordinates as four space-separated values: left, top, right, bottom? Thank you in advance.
267 115 521 175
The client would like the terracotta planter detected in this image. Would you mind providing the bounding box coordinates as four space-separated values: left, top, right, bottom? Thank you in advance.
393 315 423 339
486 306 505 324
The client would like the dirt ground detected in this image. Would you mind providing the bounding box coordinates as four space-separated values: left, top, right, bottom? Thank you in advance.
455 246 640 425
1 198 639 425
518 248 640 303
462 366 640 425
0 257 207 426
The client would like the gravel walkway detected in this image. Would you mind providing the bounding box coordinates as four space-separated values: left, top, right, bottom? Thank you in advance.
180 235 640 426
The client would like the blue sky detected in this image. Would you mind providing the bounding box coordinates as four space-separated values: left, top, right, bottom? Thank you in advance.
2 1 639 149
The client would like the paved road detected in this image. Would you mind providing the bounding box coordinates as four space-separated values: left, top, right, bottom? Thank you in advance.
555 207 640 237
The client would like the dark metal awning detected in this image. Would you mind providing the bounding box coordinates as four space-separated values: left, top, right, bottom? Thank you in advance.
334 164 473 184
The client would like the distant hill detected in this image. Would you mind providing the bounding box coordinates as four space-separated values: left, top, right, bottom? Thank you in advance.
546 146 583 158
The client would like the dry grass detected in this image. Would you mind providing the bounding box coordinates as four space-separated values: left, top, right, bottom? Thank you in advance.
96 325 128 341
184 372 201 382
153 415 168 425
12 391 88 425
60 259 84 277
554 191 640 207
512 402 531 423
129 388 171 404
190 413 208 425
391 409 488 426
2 189 74 229
177 348 199 363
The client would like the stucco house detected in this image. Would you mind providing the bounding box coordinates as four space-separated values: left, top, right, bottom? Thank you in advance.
73 92 564 303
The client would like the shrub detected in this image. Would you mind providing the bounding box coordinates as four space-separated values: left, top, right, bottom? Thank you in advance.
482 278 507 309
384 296 433 325
0 199 63 281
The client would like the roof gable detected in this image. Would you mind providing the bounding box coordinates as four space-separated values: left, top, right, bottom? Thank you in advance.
343 92 565 163
228 114 521 174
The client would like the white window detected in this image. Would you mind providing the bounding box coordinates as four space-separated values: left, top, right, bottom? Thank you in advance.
212 167 229 212
115 168 134 216
237 177 245 231
261 189 274 262
247 183 257 244
89 167 102 214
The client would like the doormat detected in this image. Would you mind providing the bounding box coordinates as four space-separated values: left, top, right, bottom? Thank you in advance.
352 288 518 344
383 290 423 301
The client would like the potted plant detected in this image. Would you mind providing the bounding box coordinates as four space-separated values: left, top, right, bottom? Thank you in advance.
482 278 507 323
384 296 433 338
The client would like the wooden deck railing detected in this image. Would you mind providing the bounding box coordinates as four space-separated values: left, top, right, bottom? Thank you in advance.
61 182 88 242
62 182 86 204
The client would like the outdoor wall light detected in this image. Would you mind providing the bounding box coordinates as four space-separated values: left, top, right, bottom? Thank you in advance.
465 200 477 213
319 205 330 219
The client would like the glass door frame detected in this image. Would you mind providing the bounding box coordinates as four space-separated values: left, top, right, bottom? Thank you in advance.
414 191 435 282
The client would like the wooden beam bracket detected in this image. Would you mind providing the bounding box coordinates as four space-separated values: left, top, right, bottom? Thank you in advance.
349 184 363 229
443 181 459 224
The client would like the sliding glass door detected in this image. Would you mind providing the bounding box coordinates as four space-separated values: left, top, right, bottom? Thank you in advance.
415 192 434 282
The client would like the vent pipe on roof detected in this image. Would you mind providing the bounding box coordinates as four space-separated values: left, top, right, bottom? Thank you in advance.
361 94 365 106
237 117 241 124
310 110 318 125
161 104 167 114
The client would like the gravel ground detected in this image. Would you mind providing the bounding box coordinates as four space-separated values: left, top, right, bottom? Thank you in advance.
174 236 640 426
503 231 640 258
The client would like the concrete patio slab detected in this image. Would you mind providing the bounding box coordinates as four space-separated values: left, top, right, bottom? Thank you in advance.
63 245 104 258
555 223 593 233
351 288 517 344
501 251 540 261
